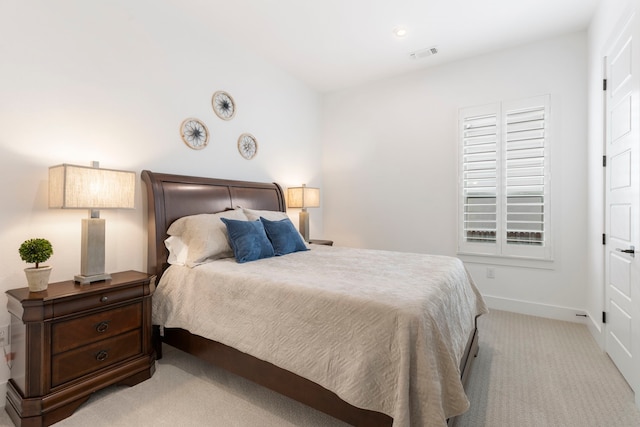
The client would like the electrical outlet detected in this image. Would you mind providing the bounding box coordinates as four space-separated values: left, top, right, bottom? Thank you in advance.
486 267 495 279
0 324 9 347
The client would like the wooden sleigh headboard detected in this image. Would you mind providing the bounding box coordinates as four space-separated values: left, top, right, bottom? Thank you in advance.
141 170 286 281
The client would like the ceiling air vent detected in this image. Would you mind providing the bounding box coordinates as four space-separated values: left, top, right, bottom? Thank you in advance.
409 46 438 60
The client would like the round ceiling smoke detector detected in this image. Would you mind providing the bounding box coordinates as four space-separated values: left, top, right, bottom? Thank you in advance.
409 46 438 59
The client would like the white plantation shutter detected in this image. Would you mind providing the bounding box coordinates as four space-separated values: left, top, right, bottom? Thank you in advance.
504 102 546 246
462 110 498 246
458 95 551 260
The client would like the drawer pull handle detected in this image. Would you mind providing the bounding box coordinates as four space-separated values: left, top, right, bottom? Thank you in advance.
100 296 108 303
96 322 110 333
96 351 109 362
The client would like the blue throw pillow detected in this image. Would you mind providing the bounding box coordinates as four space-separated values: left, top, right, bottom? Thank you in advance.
259 217 308 256
220 218 275 263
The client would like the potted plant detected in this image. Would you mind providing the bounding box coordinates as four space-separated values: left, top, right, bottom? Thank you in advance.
19 238 53 292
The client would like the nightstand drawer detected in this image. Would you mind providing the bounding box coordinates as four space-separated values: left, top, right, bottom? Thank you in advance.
51 329 142 387
53 285 144 317
52 303 142 354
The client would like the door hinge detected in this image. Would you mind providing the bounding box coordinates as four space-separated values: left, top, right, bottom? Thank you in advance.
602 233 606 245
603 79 607 91
603 311 607 324
603 155 607 167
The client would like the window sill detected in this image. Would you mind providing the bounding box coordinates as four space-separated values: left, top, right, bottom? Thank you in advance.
457 252 555 270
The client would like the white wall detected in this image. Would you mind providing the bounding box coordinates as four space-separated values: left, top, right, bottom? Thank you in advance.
585 0 639 345
0 0 321 395
322 32 589 322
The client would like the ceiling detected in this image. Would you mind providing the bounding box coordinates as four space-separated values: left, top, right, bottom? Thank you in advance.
186 0 599 93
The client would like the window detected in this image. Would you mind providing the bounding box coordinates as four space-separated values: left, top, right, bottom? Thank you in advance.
458 95 552 260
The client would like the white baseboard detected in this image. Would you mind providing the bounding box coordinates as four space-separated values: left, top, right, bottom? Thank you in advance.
483 295 590 324
586 312 604 349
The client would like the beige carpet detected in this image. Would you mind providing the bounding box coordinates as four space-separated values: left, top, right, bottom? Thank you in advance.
455 310 640 427
0 310 638 426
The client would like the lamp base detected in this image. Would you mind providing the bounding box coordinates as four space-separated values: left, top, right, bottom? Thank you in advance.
74 272 112 285
299 209 310 242
78 217 109 284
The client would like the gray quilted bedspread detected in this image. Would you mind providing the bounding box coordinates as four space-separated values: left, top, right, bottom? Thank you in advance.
153 245 488 426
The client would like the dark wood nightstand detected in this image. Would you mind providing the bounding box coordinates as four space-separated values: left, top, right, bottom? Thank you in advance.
308 239 333 246
5 270 156 427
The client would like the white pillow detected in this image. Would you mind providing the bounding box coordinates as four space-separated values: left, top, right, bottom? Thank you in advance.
242 208 308 246
167 208 248 267
165 236 188 266
243 208 289 221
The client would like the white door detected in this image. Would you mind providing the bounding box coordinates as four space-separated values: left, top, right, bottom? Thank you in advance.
604 12 640 404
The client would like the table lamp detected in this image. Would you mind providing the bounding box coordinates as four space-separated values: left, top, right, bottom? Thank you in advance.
287 184 320 242
49 162 136 284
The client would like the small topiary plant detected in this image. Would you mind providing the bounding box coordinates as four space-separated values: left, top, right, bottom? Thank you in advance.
19 238 53 269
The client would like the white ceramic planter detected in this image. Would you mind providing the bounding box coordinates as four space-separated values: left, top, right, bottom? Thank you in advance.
24 266 52 292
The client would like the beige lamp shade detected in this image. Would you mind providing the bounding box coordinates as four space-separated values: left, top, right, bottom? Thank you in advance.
49 164 136 209
287 185 320 209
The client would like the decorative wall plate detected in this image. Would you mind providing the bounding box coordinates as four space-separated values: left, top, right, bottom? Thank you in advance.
212 91 236 120
180 118 209 150
237 133 258 160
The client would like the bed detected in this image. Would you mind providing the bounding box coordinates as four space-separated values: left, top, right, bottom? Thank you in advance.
141 170 487 427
